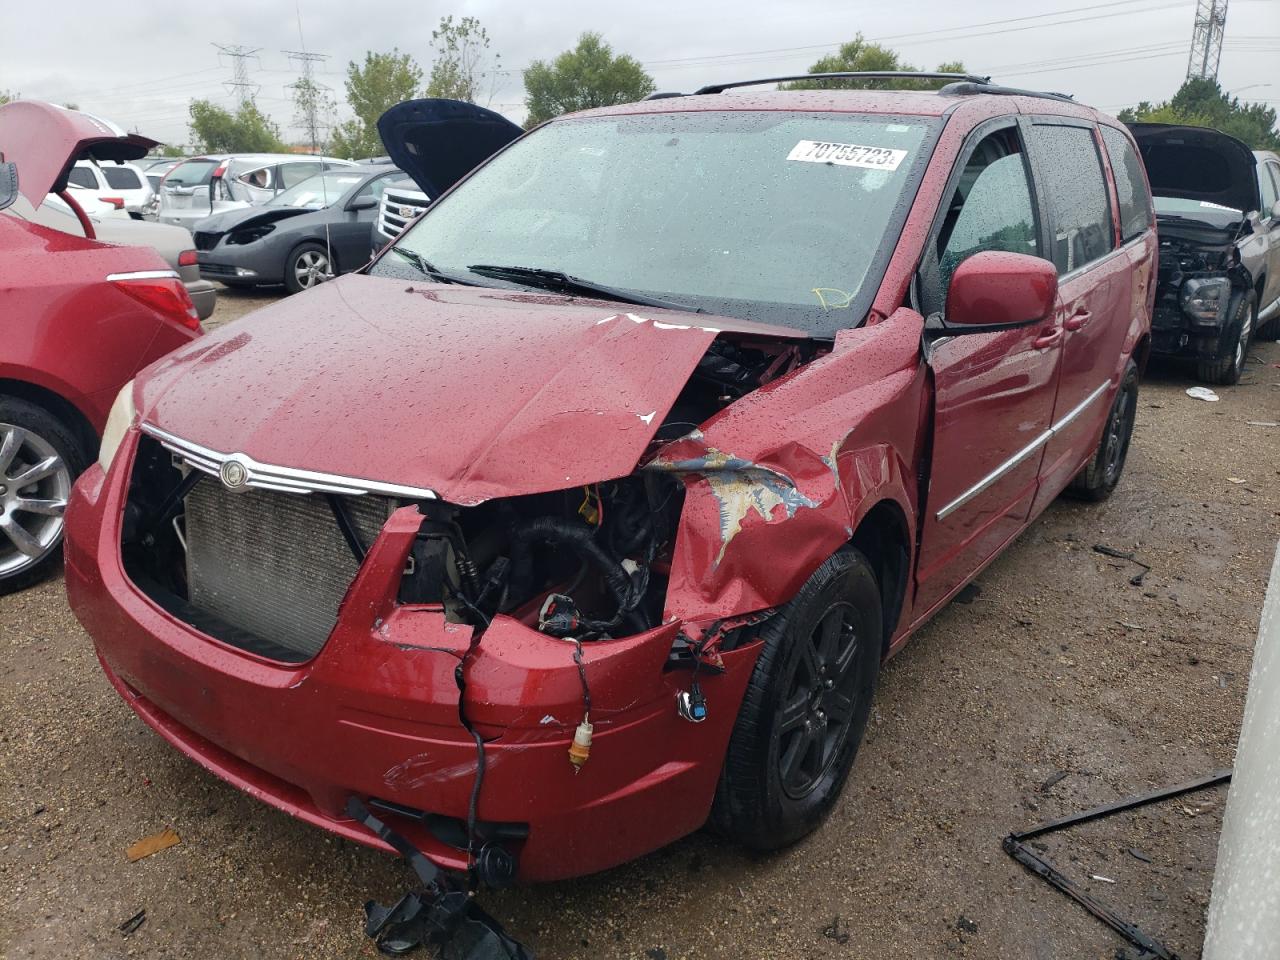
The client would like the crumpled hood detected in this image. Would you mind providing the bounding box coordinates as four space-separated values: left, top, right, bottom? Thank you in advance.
194 205 314 236
136 274 802 503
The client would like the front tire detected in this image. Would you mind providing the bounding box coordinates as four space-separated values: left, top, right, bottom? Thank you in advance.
0 398 85 595
284 242 334 294
1197 293 1255 385
711 547 882 850
1068 359 1138 502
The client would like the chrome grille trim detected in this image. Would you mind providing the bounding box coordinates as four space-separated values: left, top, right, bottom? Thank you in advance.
140 423 437 500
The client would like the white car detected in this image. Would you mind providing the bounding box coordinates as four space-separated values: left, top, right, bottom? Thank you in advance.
66 160 154 217
63 184 132 219
155 153 356 230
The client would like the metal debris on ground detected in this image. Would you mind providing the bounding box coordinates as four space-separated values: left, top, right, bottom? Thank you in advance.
821 916 851 944
125 828 180 862
1040 770 1070 793
118 909 146 936
1092 545 1152 586
1245 421 1279 427
1003 769 1233 960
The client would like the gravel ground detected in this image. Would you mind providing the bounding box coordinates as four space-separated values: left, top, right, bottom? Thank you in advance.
2 284 1278 959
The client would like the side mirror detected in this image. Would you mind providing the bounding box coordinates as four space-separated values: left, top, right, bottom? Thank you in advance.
945 251 1058 331
347 195 378 212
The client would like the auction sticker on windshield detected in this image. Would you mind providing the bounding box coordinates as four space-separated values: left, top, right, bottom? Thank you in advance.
787 140 907 170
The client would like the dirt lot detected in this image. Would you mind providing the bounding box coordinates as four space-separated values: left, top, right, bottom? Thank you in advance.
2 284 1278 960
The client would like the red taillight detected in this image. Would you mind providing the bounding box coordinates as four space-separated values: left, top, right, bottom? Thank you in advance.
178 249 198 267
212 160 229 179
111 275 201 332
100 197 125 209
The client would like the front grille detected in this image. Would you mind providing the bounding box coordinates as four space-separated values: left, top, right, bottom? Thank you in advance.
182 482 394 660
377 188 430 242
193 231 221 251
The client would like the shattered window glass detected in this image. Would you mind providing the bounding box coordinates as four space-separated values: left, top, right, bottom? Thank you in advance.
1028 124 1116 273
1099 126 1153 242
936 129 1038 292
372 111 936 332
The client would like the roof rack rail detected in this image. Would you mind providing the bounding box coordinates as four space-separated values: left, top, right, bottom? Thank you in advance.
693 71 992 95
937 80 1075 103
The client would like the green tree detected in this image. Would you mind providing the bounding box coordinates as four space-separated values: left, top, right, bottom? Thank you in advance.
782 35 967 90
0 90 17 105
331 49 423 158
160 144 187 158
523 33 655 128
425 15 499 104
188 99 286 153
1118 77 1278 150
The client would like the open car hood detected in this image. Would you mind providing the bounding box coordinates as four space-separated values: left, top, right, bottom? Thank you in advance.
376 98 522 198
1126 122 1260 215
0 100 157 205
136 274 804 504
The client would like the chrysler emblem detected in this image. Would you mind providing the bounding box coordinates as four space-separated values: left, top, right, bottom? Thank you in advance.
219 458 249 491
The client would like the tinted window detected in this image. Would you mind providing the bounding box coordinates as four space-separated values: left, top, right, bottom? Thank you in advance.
1100 126 1152 242
279 162 322 189
67 166 97 189
373 112 936 333
102 166 143 189
1029 124 1115 272
937 127 1039 292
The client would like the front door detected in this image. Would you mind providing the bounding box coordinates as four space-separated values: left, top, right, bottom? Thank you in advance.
914 119 1063 617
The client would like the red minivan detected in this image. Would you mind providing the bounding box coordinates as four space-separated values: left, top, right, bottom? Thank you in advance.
64 78 1155 889
0 101 201 594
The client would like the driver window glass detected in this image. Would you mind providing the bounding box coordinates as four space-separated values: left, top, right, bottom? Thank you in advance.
356 173 397 202
936 128 1039 293
279 162 320 189
1027 123 1115 272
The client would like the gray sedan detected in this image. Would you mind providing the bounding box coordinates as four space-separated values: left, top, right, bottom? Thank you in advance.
192 166 408 293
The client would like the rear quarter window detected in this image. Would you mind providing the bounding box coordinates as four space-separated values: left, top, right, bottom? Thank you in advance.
1100 126 1153 242
1028 123 1116 273
102 166 143 189
67 167 97 189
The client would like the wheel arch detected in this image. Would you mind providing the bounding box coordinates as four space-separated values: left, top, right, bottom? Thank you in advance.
0 378 98 460
848 498 911 656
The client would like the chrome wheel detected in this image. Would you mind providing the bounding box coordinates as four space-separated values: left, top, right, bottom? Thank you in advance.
776 601 864 800
0 423 71 578
293 249 331 289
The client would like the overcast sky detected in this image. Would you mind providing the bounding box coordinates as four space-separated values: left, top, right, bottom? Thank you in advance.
3 0 1277 147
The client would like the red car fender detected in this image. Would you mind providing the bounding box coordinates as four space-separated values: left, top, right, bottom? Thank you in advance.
653 307 927 623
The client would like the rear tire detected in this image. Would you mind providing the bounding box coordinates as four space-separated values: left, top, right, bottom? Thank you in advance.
711 547 882 850
1196 293 1255 385
284 242 334 294
1068 359 1138 502
0 397 86 595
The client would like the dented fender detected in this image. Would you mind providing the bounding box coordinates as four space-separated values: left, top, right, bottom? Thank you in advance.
652 308 928 622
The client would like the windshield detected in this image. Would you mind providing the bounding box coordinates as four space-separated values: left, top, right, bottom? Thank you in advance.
369 111 935 332
268 171 364 208
164 159 218 187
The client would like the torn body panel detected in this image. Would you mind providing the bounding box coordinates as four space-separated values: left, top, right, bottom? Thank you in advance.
652 307 927 627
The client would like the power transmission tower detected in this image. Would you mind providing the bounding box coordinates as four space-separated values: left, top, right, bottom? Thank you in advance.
213 43 262 105
1186 0 1229 81
284 49 331 153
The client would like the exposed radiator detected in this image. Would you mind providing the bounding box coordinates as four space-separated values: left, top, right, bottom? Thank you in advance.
184 482 393 660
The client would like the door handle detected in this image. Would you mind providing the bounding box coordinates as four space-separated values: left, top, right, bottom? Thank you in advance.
1064 309 1092 332
1033 326 1063 349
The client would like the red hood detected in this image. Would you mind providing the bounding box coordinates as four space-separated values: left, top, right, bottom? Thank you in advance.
136 275 804 503
0 100 157 204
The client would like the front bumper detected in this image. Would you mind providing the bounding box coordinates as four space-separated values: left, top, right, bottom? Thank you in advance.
198 243 287 287
64 436 756 882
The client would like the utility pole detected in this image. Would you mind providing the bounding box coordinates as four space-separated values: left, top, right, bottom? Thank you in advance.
213 43 262 106
284 50 331 154
1186 0 1229 81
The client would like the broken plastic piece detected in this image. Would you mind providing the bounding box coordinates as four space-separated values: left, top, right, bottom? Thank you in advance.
568 718 593 771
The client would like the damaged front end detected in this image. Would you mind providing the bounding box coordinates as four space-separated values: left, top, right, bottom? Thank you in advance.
1151 219 1251 356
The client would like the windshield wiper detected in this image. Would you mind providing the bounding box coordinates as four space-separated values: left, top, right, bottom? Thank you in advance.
466 264 704 313
389 246 479 286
